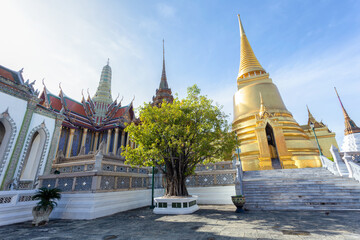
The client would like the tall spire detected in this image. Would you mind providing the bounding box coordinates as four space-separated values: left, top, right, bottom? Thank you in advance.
237 14 265 80
334 87 360 135
152 40 173 106
93 60 113 105
160 39 169 89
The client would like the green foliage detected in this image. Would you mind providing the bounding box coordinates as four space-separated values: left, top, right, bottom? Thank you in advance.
122 85 238 196
32 187 61 211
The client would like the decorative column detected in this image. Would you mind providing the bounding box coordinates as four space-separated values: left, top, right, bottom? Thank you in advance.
254 124 272 170
113 128 119 155
65 128 76 157
121 131 126 147
81 128 88 147
126 133 130 147
1 97 38 190
272 124 294 168
44 114 65 174
106 129 112 154
93 132 99 152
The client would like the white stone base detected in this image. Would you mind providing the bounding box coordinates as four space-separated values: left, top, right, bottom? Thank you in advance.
153 195 199 214
342 133 360 152
0 189 165 226
0 190 37 227
188 186 235 204
51 189 164 220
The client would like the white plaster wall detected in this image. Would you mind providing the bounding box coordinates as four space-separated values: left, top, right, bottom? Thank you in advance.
188 186 236 205
0 92 27 185
15 113 55 179
51 189 165 220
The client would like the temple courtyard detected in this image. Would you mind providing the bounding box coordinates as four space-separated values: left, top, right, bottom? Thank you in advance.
1 205 359 240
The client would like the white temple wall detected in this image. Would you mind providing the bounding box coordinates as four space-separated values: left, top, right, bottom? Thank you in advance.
188 186 235 205
14 113 55 184
0 92 27 186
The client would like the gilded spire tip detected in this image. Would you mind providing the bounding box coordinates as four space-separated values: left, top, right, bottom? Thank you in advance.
237 14 245 37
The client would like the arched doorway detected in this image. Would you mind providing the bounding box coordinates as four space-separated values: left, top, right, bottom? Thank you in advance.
20 130 46 182
0 118 14 169
0 122 5 146
265 123 281 169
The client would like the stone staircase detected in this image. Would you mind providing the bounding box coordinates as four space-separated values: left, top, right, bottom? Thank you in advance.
243 167 360 210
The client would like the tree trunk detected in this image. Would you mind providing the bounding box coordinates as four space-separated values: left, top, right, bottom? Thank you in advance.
165 175 188 196
164 170 189 197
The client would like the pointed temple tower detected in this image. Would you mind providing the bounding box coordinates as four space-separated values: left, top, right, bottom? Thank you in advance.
301 106 338 158
232 15 322 171
39 61 136 158
335 88 360 151
152 40 174 106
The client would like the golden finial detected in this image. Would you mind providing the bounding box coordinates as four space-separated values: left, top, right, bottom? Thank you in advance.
237 14 245 37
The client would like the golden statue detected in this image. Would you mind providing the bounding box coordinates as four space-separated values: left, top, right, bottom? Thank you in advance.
233 15 323 171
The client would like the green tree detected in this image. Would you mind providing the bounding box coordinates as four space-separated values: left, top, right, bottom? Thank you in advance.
122 85 237 197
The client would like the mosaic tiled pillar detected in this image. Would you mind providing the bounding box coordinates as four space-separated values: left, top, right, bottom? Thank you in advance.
113 128 119 155
65 128 75 158
81 128 88 147
106 129 111 154
121 131 125 147
44 115 65 174
1 97 38 190
93 132 99 152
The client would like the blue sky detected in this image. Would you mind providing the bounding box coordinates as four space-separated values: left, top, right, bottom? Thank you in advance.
1 0 360 148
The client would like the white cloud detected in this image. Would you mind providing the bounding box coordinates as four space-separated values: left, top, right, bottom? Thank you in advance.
270 36 360 148
157 3 176 18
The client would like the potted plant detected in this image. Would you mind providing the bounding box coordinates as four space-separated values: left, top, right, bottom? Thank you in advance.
32 187 61 226
231 195 246 213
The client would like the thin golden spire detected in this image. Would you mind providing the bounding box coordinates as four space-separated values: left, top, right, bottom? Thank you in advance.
237 14 265 80
259 93 267 118
334 87 360 135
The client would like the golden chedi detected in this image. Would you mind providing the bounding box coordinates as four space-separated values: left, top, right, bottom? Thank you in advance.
232 15 322 171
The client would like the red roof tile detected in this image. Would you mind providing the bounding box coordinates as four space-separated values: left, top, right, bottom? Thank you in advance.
0 68 15 82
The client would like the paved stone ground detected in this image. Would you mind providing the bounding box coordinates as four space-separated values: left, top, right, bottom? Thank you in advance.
1 205 360 240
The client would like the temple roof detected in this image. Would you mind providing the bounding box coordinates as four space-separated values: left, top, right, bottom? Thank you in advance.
0 65 38 96
237 15 266 80
335 87 360 136
306 105 325 128
39 62 136 130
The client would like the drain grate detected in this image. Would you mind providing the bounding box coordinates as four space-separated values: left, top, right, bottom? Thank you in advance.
282 230 310 235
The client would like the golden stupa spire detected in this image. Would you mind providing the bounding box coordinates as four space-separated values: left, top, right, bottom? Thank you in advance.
334 87 360 135
259 93 267 118
237 14 265 80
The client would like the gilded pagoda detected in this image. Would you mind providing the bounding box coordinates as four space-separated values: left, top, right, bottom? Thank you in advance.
232 15 335 171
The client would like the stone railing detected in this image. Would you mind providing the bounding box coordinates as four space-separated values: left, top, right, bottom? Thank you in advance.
320 155 339 175
40 152 151 193
347 162 360 182
0 190 36 206
340 151 360 163
186 169 236 187
195 161 233 172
